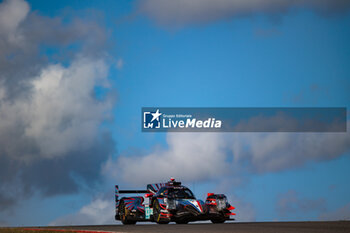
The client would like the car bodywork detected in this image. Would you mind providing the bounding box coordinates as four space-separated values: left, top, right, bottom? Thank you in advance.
115 178 235 224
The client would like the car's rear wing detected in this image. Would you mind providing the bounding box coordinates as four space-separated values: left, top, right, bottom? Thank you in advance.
115 179 176 204
115 185 149 203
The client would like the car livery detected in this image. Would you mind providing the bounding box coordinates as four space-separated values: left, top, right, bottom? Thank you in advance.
115 178 235 224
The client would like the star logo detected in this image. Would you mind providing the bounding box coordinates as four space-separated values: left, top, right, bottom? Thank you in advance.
151 109 162 122
143 109 162 129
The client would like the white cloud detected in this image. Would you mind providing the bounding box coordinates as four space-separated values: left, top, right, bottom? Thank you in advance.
0 57 113 161
226 193 256 222
104 124 350 184
0 0 29 46
50 197 115 226
0 0 116 208
230 129 350 173
116 58 124 70
319 202 350 221
103 133 230 185
137 0 350 27
276 190 327 218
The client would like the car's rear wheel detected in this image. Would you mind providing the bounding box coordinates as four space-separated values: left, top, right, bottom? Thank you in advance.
119 200 136 225
153 200 169 224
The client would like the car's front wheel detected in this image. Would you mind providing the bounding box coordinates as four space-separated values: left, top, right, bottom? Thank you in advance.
153 200 169 224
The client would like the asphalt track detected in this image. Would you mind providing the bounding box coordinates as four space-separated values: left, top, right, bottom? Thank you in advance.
41 221 350 233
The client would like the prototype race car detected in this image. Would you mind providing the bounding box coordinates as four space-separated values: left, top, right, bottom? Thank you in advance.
115 178 235 224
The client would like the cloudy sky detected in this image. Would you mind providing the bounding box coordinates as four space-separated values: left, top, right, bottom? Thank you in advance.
0 0 349 226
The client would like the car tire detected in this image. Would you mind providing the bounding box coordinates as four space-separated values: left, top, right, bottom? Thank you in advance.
153 200 169 224
120 200 137 225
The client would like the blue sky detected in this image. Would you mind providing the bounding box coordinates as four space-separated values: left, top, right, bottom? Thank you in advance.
0 0 349 226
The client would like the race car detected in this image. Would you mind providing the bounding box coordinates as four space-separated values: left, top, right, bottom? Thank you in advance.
115 178 235 224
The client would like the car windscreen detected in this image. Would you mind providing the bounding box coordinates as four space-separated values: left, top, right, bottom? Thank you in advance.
167 187 195 199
